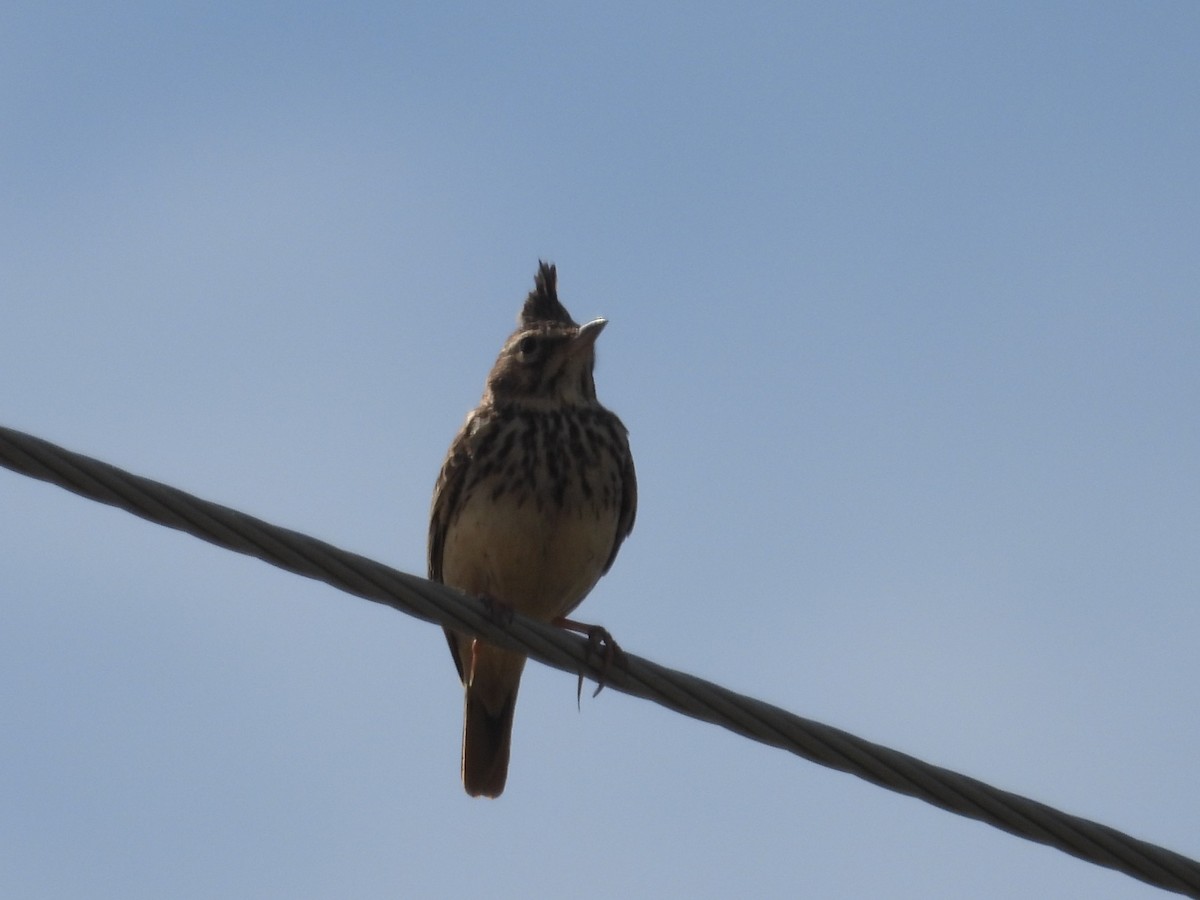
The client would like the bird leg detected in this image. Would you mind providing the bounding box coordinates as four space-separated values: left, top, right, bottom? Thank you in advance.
553 616 625 704
479 593 515 625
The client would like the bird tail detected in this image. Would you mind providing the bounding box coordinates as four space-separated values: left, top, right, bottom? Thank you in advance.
461 644 525 798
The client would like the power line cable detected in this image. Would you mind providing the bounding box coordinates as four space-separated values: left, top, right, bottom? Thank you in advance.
1 424 1197 897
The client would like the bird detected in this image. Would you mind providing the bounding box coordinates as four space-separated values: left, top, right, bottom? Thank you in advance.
428 261 637 798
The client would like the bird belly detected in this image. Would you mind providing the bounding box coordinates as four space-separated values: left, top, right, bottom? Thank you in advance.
439 487 616 621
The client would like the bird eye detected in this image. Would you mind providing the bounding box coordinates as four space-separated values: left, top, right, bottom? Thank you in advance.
515 335 540 362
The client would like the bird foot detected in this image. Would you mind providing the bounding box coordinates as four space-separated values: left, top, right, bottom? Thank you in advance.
554 616 625 705
480 593 515 626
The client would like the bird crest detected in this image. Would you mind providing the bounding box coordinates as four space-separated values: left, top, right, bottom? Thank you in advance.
519 261 577 328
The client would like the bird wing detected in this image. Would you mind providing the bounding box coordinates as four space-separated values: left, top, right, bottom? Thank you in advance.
428 409 486 683
602 414 637 575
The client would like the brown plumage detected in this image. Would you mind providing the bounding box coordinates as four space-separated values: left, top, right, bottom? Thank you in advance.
428 262 637 797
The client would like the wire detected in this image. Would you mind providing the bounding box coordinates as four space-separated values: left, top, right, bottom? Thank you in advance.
2 424 1197 897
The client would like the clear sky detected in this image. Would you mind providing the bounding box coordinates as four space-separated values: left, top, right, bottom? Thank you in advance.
2 4 1198 898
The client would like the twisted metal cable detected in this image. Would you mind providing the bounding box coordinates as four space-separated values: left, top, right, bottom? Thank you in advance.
1 423 1197 897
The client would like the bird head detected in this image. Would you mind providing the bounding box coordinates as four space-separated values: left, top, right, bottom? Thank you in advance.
485 262 606 406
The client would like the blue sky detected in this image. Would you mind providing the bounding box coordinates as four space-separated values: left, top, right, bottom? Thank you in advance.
2 3 1198 897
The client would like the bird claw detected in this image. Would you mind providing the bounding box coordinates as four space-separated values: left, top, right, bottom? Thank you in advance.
554 617 624 706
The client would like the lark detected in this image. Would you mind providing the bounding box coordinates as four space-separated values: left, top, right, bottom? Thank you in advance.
428 262 637 798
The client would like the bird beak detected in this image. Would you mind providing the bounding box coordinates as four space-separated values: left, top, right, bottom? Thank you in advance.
573 318 607 354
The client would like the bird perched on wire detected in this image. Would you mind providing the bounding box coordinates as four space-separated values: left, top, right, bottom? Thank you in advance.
428 262 637 797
